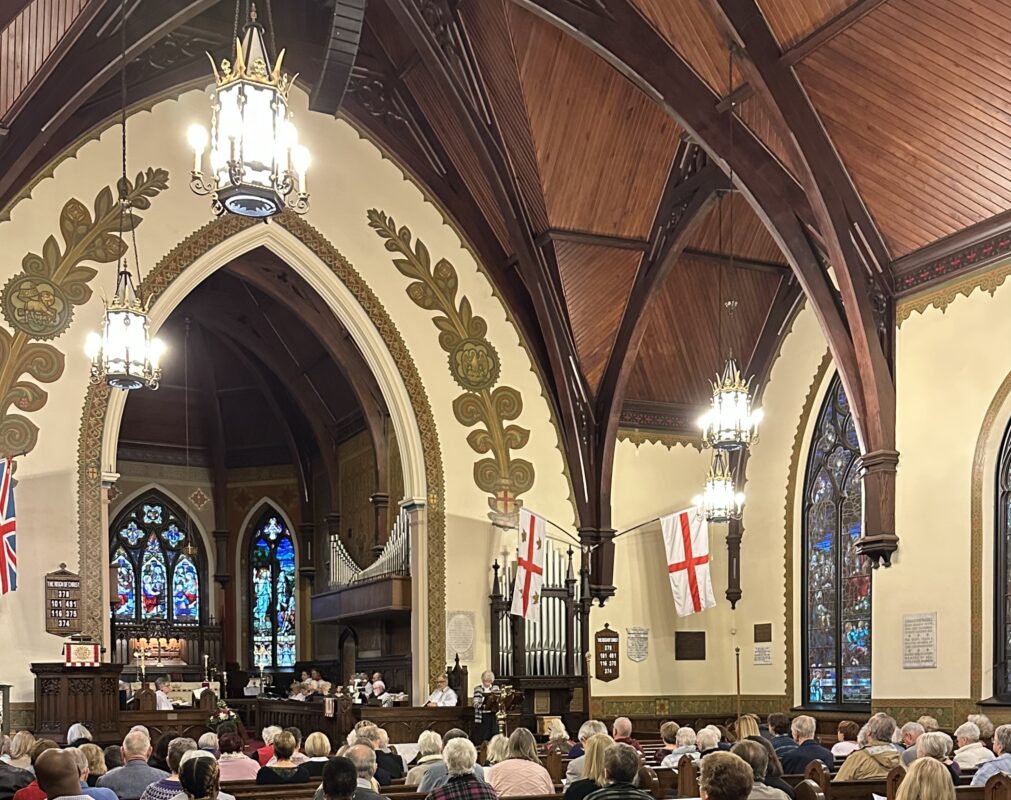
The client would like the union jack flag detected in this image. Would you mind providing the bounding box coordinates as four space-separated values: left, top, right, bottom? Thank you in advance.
0 457 16 596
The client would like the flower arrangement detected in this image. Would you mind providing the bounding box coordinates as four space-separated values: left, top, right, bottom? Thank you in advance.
208 700 238 729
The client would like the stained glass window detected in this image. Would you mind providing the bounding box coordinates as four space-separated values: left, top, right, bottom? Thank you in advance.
803 375 871 705
109 492 202 624
249 509 297 669
994 421 1011 698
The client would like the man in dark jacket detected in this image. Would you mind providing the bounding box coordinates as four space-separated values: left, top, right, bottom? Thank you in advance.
767 714 797 762
780 716 833 775
0 762 32 800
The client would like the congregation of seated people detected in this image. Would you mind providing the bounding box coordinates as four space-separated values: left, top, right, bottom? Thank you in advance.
8 707 1011 800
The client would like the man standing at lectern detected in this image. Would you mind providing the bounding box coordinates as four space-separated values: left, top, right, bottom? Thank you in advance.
154 678 173 711
425 675 457 707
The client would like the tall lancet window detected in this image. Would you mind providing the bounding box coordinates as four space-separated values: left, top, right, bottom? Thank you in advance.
249 509 297 669
802 375 871 706
994 421 1011 698
110 491 202 624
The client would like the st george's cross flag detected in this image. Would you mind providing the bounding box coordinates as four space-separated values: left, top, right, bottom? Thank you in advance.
0 457 16 596
661 507 715 617
511 507 546 620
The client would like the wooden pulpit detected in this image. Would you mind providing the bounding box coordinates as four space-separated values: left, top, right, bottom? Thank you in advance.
31 662 123 745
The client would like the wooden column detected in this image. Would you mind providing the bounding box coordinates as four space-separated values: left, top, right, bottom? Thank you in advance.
859 450 900 566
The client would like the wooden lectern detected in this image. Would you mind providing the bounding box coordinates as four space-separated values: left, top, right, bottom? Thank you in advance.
31 662 123 745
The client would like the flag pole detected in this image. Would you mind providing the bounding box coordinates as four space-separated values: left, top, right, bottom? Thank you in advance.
734 646 742 723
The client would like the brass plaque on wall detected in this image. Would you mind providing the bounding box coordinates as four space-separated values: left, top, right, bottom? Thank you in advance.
674 631 706 661
754 623 773 643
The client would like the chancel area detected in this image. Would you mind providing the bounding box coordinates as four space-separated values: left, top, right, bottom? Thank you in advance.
4 2 1011 800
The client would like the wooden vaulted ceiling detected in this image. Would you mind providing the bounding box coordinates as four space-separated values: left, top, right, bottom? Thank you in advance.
4 0 1011 560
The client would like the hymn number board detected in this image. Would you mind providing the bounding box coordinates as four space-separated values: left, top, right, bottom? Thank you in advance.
45 565 82 636
595 624 620 682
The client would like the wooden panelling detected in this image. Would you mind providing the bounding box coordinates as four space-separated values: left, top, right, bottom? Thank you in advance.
460 0 549 234
555 241 641 394
403 63 512 251
756 0 858 50
626 255 782 405
0 0 87 119
631 0 743 95
797 0 1011 256
509 4 682 239
687 192 788 265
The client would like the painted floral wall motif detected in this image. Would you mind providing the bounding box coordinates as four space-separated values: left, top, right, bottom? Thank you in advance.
0 168 169 457
368 210 534 526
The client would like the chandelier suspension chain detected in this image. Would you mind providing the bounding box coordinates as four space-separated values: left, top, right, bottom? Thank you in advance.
266 0 277 62
726 42 736 361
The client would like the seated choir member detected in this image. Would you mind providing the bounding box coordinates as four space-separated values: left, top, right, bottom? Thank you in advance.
216 734 260 782
367 681 393 707
486 728 554 798
154 678 174 712
416 730 485 793
424 674 458 707
730 741 787 800
97 732 167 800
405 731 444 786
255 732 310 784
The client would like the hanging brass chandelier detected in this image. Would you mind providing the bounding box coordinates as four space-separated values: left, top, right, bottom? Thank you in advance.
694 450 745 524
85 0 164 391
188 2 309 219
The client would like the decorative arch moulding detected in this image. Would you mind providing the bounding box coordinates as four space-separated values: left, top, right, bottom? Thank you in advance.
76 204 448 682
896 253 1011 325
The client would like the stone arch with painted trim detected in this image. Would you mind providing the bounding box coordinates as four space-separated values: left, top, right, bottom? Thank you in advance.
76 211 447 683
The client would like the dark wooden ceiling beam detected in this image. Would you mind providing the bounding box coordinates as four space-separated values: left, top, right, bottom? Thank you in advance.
592 150 722 528
748 274 803 404
715 0 891 111
380 0 603 568
705 0 898 565
0 0 219 202
682 247 790 275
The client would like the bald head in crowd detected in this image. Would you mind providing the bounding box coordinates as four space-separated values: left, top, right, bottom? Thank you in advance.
122 731 152 761
35 749 82 800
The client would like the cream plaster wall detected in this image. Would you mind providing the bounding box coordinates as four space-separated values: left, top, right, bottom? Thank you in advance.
876 279 1011 701
0 85 570 700
593 305 829 699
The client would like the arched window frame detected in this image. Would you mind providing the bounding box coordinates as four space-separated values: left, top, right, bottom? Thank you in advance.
109 490 205 626
993 421 1011 699
801 374 872 707
248 507 297 669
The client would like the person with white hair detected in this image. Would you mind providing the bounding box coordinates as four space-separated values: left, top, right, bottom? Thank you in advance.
366 728 403 781
899 723 925 767
426 739 496 800
953 722 996 769
67 726 93 749
196 734 217 758
417 729 487 792
566 720 608 783
547 719 574 756
661 728 699 767
473 670 498 744
611 718 643 754
405 730 444 786
697 728 723 760
368 681 393 707
781 716 833 774
971 725 1011 786
914 732 960 782
834 715 901 780
969 715 996 749
917 716 939 733
256 727 282 767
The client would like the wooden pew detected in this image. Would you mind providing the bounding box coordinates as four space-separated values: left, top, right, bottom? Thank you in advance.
637 765 661 800
676 755 699 798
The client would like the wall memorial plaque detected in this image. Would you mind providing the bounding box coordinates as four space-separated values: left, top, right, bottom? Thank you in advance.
45 564 82 636
446 610 476 662
595 624 620 681
902 612 937 669
674 631 706 661
626 627 649 663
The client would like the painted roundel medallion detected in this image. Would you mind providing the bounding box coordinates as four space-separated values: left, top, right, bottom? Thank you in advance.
1 274 73 340
449 336 500 391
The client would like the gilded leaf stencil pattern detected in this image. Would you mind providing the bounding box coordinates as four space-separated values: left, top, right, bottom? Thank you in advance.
0 168 170 456
368 209 533 525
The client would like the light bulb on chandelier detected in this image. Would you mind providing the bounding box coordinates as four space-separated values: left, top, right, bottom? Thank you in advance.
693 450 745 524
85 0 163 392
188 2 310 219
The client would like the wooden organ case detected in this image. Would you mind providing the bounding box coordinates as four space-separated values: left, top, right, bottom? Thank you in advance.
489 539 590 728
